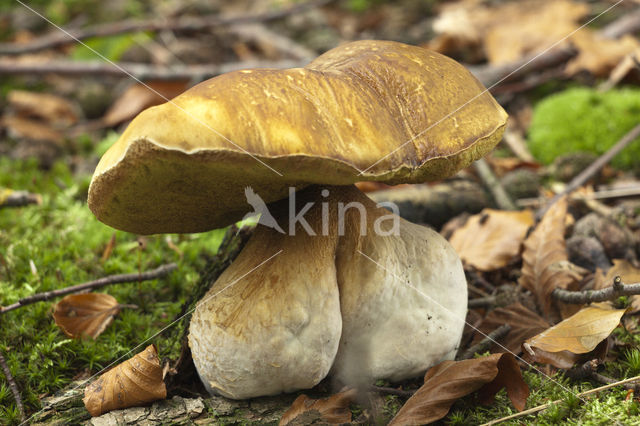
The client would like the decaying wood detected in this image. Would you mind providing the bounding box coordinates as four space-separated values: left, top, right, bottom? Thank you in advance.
0 264 177 314
0 0 333 55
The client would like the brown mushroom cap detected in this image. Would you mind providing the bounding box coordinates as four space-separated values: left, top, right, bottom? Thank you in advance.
88 40 507 234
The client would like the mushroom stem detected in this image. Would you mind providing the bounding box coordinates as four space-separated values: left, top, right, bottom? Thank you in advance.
189 185 467 398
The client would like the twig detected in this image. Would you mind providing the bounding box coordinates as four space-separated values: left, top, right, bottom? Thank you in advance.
537 123 640 219
473 158 517 210
552 276 640 305
0 190 42 208
228 23 316 60
0 59 306 80
482 374 640 425
0 0 333 55
517 185 640 208
601 8 640 39
0 263 177 314
467 296 497 309
369 385 415 398
457 324 511 360
0 350 24 421
501 127 535 163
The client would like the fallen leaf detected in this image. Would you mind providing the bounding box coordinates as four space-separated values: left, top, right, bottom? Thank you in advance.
1 116 64 144
595 259 640 312
53 293 120 339
519 197 575 318
101 80 189 127
525 302 626 354
8 89 79 126
566 32 640 77
279 388 357 425
83 344 167 417
449 209 534 271
474 303 550 354
389 353 529 425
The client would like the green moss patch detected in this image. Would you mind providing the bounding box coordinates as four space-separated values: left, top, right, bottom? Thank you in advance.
528 87 640 170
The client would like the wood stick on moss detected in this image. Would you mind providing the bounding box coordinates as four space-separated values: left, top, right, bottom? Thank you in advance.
552 276 640 304
0 0 333 55
457 324 511 360
537 123 640 219
0 263 177 314
0 350 24 421
481 374 640 425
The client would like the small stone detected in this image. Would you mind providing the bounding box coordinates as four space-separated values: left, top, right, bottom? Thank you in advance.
500 169 540 200
566 235 611 271
573 213 636 261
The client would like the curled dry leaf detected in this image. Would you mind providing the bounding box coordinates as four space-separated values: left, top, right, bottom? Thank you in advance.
53 293 121 339
389 353 529 425
473 302 550 354
595 259 640 313
524 302 627 369
279 388 357 425
7 89 78 126
83 344 167 417
519 196 575 318
448 209 534 271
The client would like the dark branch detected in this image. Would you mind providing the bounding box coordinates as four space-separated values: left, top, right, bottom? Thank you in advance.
369 385 416 398
0 0 333 55
0 263 177 314
552 276 640 304
0 350 24 421
457 324 512 360
0 59 305 80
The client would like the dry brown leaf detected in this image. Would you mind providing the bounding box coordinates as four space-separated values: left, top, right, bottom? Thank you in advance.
525 302 626 355
523 348 581 370
519 197 574 318
7 89 78 126
595 259 640 312
279 388 357 425
566 32 640 77
429 0 587 63
603 48 640 89
83 344 167 417
389 353 529 425
53 293 120 339
474 303 550 354
449 209 534 271
1 116 64 144
484 0 588 64
101 80 189 127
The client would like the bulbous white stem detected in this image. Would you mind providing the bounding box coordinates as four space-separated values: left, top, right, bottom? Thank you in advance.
188 185 467 399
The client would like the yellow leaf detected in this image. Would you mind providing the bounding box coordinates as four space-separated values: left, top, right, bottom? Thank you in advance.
525 302 626 354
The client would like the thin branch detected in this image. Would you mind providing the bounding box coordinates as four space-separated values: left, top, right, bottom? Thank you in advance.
601 8 640 39
369 385 416 398
537 123 640 219
0 263 177 314
473 158 517 210
481 374 640 425
0 0 333 55
0 350 24 421
0 59 306 80
467 296 497 309
457 324 512 360
552 276 640 305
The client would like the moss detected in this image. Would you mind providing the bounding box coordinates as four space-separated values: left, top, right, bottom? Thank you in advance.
0 156 227 424
528 87 640 170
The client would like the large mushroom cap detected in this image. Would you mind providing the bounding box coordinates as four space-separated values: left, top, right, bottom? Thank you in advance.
88 40 507 235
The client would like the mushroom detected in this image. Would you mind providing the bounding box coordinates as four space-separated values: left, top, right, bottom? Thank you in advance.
89 40 507 399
